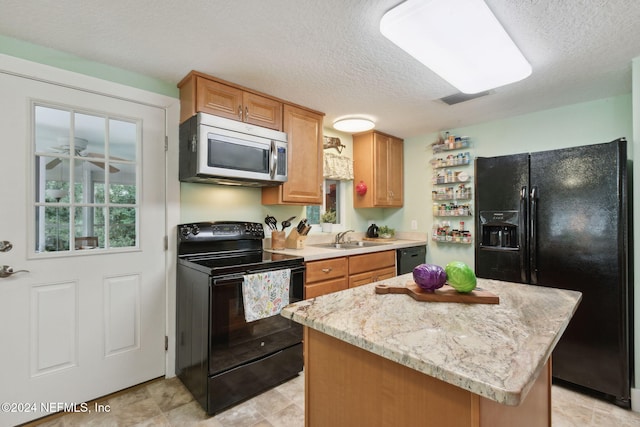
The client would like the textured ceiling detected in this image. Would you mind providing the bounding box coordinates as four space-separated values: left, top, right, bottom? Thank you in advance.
1 0 639 138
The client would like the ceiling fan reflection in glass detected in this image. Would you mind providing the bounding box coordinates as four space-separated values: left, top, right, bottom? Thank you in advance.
45 137 120 173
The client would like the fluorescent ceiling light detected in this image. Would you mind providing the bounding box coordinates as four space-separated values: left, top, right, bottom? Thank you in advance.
333 118 375 133
380 0 532 94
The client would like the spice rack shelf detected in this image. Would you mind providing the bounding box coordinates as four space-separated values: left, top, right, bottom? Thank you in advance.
432 137 470 153
432 176 471 185
433 203 472 217
430 135 473 245
432 184 471 198
431 236 473 244
431 152 471 169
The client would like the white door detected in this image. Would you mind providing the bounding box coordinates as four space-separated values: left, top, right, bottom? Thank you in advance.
0 70 166 426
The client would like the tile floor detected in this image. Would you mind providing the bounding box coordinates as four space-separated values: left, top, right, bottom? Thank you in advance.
26 373 640 427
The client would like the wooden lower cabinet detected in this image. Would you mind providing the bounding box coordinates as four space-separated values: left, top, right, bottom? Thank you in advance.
349 266 396 288
305 250 397 297
348 250 396 288
305 278 348 299
305 328 551 427
304 257 348 299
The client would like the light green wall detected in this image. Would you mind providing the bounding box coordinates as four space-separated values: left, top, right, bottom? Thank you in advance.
0 34 178 98
400 94 632 268
181 94 632 246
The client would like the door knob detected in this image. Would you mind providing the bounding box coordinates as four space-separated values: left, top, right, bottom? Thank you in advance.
0 241 12 252
0 265 29 278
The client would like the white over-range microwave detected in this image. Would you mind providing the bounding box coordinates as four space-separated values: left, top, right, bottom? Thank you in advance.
179 112 288 186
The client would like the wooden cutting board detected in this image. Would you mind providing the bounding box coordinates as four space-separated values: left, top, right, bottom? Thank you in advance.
375 283 499 304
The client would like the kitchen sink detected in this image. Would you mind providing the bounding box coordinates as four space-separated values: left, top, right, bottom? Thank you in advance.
309 241 392 250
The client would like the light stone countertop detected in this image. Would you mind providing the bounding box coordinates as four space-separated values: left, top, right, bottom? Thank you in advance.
265 231 428 261
281 275 582 406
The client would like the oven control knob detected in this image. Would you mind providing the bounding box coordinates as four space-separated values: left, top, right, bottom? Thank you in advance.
191 225 200 235
180 226 192 237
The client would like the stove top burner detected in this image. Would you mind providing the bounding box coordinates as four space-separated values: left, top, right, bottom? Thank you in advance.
182 250 303 275
177 221 304 277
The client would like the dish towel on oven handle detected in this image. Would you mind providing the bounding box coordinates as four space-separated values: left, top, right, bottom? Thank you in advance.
242 268 291 322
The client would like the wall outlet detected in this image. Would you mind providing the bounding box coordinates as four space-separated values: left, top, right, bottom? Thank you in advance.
411 220 418 230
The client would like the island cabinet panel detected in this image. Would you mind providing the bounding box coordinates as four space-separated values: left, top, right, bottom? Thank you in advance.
262 105 324 205
304 328 551 427
304 257 348 298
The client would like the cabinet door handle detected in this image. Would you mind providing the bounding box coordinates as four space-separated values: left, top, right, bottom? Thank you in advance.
245 106 249 119
238 105 243 120
321 268 332 273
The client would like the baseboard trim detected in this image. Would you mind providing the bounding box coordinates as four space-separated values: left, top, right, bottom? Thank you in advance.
631 387 640 412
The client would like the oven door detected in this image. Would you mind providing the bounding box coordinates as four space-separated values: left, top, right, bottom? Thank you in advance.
208 265 303 376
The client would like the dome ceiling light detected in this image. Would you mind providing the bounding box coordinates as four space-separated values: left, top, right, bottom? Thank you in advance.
380 0 532 94
333 118 375 133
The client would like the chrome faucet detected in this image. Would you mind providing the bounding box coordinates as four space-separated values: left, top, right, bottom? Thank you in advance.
335 230 355 244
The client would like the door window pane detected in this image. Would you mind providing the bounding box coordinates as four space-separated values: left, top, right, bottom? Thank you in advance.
38 205 70 252
109 119 137 162
109 207 137 248
34 106 70 154
75 112 106 158
34 104 139 254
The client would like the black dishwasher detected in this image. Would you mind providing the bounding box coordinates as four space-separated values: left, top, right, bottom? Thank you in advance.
396 245 427 275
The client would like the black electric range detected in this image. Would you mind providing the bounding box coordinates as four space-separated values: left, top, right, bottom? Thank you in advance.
176 221 305 414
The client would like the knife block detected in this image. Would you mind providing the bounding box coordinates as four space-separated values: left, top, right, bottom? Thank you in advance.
285 229 306 249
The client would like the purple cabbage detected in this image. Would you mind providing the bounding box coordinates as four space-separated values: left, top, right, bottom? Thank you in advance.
413 263 447 291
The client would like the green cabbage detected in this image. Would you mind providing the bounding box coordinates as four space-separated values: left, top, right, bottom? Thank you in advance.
445 261 477 293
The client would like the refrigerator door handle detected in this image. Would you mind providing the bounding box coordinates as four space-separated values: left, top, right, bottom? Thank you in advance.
519 186 528 283
529 186 538 284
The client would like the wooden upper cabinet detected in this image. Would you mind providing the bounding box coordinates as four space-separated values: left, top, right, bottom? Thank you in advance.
178 71 325 204
196 78 243 121
242 92 283 130
353 131 404 207
262 104 323 205
178 72 283 131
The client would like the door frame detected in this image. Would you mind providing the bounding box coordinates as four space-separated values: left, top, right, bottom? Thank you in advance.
0 53 181 377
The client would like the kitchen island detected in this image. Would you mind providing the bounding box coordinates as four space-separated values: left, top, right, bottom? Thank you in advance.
281 275 581 427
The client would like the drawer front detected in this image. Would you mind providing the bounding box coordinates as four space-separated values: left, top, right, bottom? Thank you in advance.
349 266 397 289
305 278 349 298
306 257 348 284
349 250 395 275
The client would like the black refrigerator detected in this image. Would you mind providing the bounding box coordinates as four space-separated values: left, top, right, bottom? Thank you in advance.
474 138 632 407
